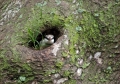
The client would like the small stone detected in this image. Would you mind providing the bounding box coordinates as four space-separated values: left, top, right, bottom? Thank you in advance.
64 40 69 45
54 73 60 79
64 35 67 38
115 50 120 53
64 35 69 45
97 58 102 64
26 59 32 63
76 50 79 54
76 68 82 76
73 0 76 3
94 52 101 59
52 43 61 56
78 59 83 65
88 55 93 60
55 78 68 84
115 44 119 48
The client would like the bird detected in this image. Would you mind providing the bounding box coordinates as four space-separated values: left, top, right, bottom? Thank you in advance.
39 34 54 49
44 34 54 44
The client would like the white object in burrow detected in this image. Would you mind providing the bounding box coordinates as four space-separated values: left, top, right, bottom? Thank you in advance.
76 68 82 77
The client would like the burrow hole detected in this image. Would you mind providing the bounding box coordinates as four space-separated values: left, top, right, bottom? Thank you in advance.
28 27 63 49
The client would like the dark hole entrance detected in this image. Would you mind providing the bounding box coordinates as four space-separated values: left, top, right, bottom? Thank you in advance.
28 27 63 49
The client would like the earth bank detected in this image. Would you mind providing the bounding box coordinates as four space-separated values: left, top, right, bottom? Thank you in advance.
0 0 120 84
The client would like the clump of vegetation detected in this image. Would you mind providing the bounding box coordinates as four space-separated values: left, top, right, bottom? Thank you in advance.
64 15 81 64
63 70 71 77
79 3 120 51
88 73 107 84
55 60 64 69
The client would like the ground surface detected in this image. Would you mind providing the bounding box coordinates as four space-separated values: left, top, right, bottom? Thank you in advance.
0 0 120 84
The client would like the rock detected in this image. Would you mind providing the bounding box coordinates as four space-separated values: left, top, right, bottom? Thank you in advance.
94 52 101 59
94 52 103 64
64 35 69 45
64 40 69 45
88 55 93 60
114 44 119 48
54 73 60 79
54 78 68 84
76 68 82 77
52 74 60 83
78 58 83 65
97 58 102 64
76 49 79 54
73 0 76 3
52 42 61 56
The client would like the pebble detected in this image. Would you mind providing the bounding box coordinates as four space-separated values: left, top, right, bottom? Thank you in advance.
64 35 69 45
78 58 83 65
94 52 103 64
97 58 102 64
76 49 79 54
115 44 119 48
94 52 101 59
88 55 93 60
73 0 76 3
54 78 68 84
54 73 60 79
52 43 61 56
76 68 82 76
64 40 69 45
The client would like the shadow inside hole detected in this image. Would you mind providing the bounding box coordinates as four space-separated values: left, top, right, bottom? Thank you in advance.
28 28 63 49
